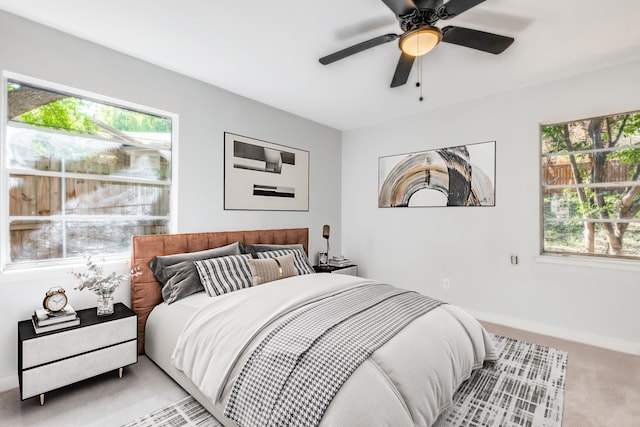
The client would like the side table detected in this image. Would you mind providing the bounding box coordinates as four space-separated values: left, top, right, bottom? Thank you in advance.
314 264 358 276
18 302 137 405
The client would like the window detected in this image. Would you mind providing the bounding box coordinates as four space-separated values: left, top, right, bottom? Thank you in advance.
541 111 640 259
4 76 175 269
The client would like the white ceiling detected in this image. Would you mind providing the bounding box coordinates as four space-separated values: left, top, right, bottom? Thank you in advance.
1 0 640 131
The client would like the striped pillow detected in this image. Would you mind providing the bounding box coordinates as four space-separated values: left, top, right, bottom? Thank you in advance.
256 249 315 275
247 253 297 285
194 254 253 297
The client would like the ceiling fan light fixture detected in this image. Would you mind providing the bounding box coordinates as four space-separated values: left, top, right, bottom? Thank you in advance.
400 26 442 57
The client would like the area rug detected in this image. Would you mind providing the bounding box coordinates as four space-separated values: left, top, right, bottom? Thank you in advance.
434 334 567 426
122 394 222 427
123 334 567 427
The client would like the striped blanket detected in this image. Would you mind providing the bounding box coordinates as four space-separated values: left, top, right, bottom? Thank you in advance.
224 283 444 427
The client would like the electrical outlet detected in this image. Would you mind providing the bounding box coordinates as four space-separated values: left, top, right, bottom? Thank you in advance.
442 278 450 290
510 255 518 265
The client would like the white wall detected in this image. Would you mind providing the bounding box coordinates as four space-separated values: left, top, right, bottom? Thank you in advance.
0 11 341 387
342 60 640 355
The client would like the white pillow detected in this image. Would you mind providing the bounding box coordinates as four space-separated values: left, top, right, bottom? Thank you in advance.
194 254 253 297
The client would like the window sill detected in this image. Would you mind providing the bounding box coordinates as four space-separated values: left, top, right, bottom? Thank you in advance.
535 254 640 271
0 254 130 282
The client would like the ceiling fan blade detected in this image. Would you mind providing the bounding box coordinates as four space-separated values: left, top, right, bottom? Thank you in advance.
440 0 486 19
335 16 398 41
390 52 415 88
453 9 533 33
441 26 514 54
381 0 417 17
319 34 399 65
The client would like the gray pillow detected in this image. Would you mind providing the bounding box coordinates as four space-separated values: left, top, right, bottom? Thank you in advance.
161 260 204 304
149 242 242 304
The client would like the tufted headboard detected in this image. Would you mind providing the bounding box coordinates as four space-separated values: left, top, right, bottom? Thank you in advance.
130 227 309 354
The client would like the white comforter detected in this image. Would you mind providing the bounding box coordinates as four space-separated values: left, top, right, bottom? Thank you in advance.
172 274 496 427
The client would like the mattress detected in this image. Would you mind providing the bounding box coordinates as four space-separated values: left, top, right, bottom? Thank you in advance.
144 292 231 423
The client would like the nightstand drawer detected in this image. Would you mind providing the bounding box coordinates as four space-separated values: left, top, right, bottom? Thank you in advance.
21 340 137 399
331 265 358 275
22 316 137 369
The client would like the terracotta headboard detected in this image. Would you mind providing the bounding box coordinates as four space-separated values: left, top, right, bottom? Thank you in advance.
130 227 309 354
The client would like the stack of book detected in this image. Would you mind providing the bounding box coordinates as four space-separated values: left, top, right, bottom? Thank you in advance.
328 257 352 267
32 306 79 334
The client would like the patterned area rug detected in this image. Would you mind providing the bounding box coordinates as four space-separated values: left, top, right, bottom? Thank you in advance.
123 335 567 427
434 335 567 426
122 395 222 427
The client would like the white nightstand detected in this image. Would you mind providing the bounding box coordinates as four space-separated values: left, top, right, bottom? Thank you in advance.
314 264 358 276
18 302 137 405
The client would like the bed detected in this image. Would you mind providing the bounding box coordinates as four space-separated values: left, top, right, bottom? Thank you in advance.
131 228 496 427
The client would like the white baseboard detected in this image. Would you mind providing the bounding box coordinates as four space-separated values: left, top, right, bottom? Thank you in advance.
465 308 640 356
0 373 18 393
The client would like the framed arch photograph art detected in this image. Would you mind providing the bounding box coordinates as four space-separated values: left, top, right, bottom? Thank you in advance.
378 141 496 208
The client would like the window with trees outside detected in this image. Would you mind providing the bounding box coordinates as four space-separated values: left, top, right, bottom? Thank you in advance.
4 77 174 269
541 111 640 260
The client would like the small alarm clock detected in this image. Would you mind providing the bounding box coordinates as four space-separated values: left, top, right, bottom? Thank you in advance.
43 286 68 313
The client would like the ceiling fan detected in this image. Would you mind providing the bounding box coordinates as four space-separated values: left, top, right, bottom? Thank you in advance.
319 0 515 88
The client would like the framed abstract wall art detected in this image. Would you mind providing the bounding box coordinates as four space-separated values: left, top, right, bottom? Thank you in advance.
378 141 496 208
224 132 309 211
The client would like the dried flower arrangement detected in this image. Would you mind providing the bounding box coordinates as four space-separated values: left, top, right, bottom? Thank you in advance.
70 257 140 296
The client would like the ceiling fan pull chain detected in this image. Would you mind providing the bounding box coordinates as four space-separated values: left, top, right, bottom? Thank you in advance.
414 32 423 101
416 55 424 101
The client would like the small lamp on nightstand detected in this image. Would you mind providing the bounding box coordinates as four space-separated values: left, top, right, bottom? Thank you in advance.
322 225 330 264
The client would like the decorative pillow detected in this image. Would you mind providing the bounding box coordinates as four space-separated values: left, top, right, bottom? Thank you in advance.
194 254 253 297
245 243 307 258
256 249 315 276
247 253 297 285
149 242 242 304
